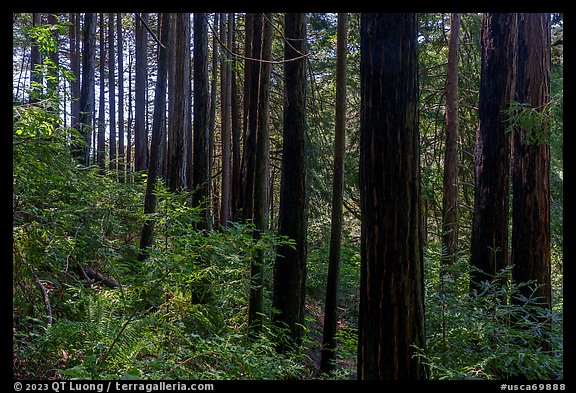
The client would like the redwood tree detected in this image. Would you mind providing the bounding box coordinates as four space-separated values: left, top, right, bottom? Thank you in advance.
357 13 426 380
441 13 461 268
139 13 171 260
108 13 117 172
97 13 106 171
320 12 347 373
248 12 273 337
134 13 149 173
117 13 125 181
192 13 211 230
511 12 552 351
272 12 308 350
76 13 96 165
469 13 517 291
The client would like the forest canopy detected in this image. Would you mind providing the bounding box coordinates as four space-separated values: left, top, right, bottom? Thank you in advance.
12 12 563 381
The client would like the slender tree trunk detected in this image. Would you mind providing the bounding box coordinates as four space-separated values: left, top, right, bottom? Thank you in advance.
192 13 212 230
47 14 59 104
108 13 117 173
76 13 96 165
209 13 219 222
69 13 80 130
248 12 273 337
358 13 427 380
117 13 125 182
134 13 149 173
469 13 517 292
30 13 42 103
320 12 347 373
441 13 461 268
240 13 257 222
272 12 308 351
231 14 241 223
220 13 232 227
511 12 552 351
97 13 106 172
127 43 133 178
139 13 171 260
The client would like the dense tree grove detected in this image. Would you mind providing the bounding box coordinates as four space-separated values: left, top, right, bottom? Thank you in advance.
13 13 563 381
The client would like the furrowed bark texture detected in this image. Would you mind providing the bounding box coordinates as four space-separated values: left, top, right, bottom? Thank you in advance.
512 12 552 351
470 13 517 291
272 12 308 350
358 13 426 380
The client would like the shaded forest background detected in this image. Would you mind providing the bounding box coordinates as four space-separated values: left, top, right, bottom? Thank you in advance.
12 12 563 380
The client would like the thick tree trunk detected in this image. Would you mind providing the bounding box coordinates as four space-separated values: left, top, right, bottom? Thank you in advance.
272 12 308 351
134 13 149 173
470 13 517 292
320 12 347 373
358 13 427 380
192 13 212 230
139 13 171 260
167 13 190 191
512 12 552 351
441 13 461 268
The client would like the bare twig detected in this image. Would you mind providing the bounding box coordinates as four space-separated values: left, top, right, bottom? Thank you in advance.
204 13 309 65
34 278 53 326
134 13 166 49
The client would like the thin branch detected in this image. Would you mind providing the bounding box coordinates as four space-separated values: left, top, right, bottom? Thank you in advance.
134 13 166 49
34 278 53 326
203 13 309 65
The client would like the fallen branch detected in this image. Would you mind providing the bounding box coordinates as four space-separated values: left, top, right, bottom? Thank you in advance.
79 265 119 288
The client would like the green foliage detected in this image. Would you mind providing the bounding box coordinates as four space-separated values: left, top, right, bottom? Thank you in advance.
418 245 563 380
504 96 561 145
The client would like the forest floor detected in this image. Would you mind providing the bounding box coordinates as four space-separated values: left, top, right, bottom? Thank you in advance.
302 299 356 379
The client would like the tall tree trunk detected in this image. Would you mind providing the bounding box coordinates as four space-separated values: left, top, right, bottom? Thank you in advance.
192 13 212 230
97 13 106 172
46 14 59 104
220 13 232 227
167 13 190 191
76 13 96 165
127 43 133 178
441 13 461 268
320 12 347 373
29 13 42 103
208 13 219 223
358 13 427 380
134 13 149 173
512 12 552 351
139 13 171 260
108 13 117 173
240 13 258 223
230 14 242 223
117 13 125 182
69 13 80 131
469 13 517 292
272 12 308 351
248 12 273 337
